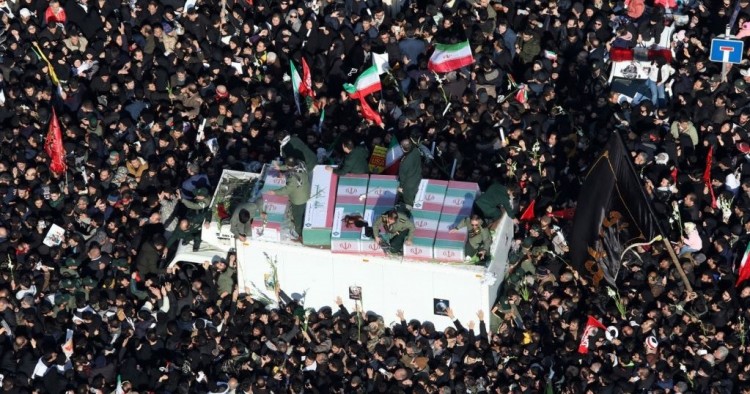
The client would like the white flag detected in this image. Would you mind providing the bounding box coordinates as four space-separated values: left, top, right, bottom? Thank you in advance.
373 52 390 75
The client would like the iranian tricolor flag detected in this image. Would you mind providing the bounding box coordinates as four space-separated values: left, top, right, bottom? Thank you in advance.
290 60 303 114
343 65 382 99
737 243 750 287
428 40 474 73
382 139 404 175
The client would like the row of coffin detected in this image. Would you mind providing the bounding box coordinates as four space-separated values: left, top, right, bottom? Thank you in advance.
251 165 479 263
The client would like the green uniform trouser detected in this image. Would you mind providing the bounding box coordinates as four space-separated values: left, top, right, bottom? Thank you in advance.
385 230 410 254
465 242 479 257
290 203 306 237
465 242 489 262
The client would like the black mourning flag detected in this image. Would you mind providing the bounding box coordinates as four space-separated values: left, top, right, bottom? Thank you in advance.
570 132 661 287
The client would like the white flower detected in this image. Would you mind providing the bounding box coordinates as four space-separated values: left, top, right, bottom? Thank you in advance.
607 287 616 298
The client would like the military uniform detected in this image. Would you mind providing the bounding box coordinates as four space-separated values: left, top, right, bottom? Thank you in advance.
60 258 81 280
80 277 98 300
474 182 515 222
373 211 416 254
454 217 493 261
273 169 311 238
334 145 370 176
179 188 212 250
53 293 72 315
281 135 318 173
398 148 422 208
216 266 236 296
166 226 200 248
229 199 263 239
112 258 130 273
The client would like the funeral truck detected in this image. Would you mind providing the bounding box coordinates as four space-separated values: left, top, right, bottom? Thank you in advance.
168 167 513 330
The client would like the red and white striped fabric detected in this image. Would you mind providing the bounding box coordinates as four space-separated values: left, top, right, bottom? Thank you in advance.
610 47 673 63
609 47 673 80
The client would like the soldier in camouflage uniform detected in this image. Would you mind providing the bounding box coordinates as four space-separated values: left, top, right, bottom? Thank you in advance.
276 130 318 174
267 158 311 240
60 258 82 280
175 187 212 251
397 138 422 210
450 214 493 263
230 197 265 242
373 209 416 255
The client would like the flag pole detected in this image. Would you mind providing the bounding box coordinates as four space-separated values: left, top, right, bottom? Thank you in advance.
661 239 692 292
615 131 693 292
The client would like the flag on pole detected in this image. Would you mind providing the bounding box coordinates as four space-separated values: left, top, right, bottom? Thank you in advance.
115 375 125 394
317 108 325 134
343 65 382 99
299 57 315 99
578 315 607 354
569 132 661 287
373 52 390 75
520 199 536 221
737 243 750 286
507 74 518 90
383 139 404 175
550 207 576 220
543 50 558 61
515 84 529 104
704 146 717 209
428 40 475 73
45 108 66 175
290 60 303 114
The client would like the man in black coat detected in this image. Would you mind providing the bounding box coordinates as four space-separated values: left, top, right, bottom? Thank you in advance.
65 0 103 40
136 234 166 277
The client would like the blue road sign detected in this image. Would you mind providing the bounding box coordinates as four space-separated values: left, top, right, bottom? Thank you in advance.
710 38 744 64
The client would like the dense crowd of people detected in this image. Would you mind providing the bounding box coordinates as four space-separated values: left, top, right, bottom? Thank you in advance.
2 0 750 391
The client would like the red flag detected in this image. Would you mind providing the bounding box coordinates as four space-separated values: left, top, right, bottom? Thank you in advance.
704 147 717 209
45 108 66 174
357 96 383 127
550 207 575 220
578 315 607 354
703 147 713 184
670 167 678 184
299 57 315 99
520 199 536 221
